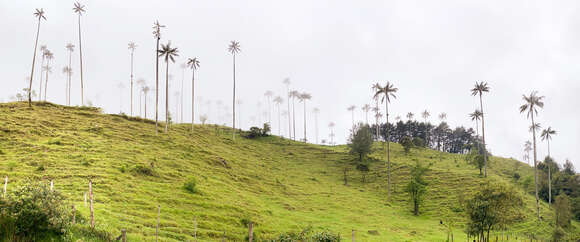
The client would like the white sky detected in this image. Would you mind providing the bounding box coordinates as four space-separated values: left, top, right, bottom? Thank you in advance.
1 0 579 169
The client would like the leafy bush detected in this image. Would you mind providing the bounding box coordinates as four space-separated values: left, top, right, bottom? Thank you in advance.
242 123 271 139
412 137 425 148
183 178 198 194
0 181 71 240
400 136 413 154
131 164 156 176
269 227 341 242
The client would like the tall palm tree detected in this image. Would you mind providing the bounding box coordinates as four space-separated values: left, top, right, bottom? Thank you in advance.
187 57 200 132
273 96 283 136
362 104 371 124
65 43 74 105
347 105 356 127
524 141 532 165
469 109 483 137
519 91 545 219
142 85 150 119
328 122 335 145
28 9 46 107
439 113 447 122
471 81 490 177
541 126 557 206
43 50 54 101
62 67 72 104
372 106 380 138
421 110 430 123
158 42 179 133
128 42 137 116
283 78 292 139
406 112 414 121
38 46 47 101
373 81 398 201
73 2 86 106
313 107 320 144
264 90 273 125
228 41 241 140
289 90 300 140
299 92 312 142
153 20 165 135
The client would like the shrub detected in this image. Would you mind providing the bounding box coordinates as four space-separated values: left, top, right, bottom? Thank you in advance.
0 181 71 240
131 165 156 176
183 178 198 194
412 137 425 148
400 136 413 154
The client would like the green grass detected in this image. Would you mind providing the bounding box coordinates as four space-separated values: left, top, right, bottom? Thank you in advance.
0 102 577 241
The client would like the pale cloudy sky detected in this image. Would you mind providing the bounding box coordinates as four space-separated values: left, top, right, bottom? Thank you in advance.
1 0 579 169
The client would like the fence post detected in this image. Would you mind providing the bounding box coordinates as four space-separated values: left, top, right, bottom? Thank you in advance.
50 180 53 191
222 229 226 242
89 179 94 228
352 229 355 242
122 229 127 242
3 176 7 197
248 222 253 242
156 205 160 242
72 204 76 224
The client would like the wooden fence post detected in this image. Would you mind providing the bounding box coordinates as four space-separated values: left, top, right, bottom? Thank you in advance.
156 205 160 242
248 222 253 242
89 179 94 228
352 229 355 242
3 176 7 197
72 204 76 224
50 180 53 191
122 229 127 242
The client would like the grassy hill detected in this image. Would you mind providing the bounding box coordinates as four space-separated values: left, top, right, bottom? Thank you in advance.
0 102 577 241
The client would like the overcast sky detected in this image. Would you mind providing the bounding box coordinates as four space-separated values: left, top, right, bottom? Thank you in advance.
2 0 579 169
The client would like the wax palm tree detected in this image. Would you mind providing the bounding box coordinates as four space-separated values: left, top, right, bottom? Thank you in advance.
62 67 72 104
289 90 300 140
128 42 137 116
179 63 186 123
328 122 335 145
153 20 165 135
347 105 356 127
471 81 490 177
273 96 283 136
519 91 545 219
38 46 47 101
524 141 532 165
43 50 54 101
373 81 398 201
142 85 150 119
236 99 243 128
541 127 556 206
421 110 430 123
362 104 371 124
28 9 46 107
73 2 86 106
406 112 414 121
299 92 312 142
228 41 241 140
264 90 273 125
158 42 179 133
136 79 146 117
65 43 74 105
313 107 320 144
283 78 292 138
372 83 382 138
469 109 483 137
372 106 380 138
187 57 200 132
439 113 447 122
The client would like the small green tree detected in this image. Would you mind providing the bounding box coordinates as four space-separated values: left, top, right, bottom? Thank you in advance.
347 123 373 162
554 194 572 228
406 161 429 215
466 147 485 175
400 136 413 154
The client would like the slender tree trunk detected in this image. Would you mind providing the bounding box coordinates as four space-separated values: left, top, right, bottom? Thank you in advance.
78 14 84 106
286 85 291 138
155 37 160 135
191 69 195 132
39 55 45 102
44 59 50 101
479 94 487 177
144 92 148 119
68 50 72 105
28 17 42 107
232 54 236 140
386 101 391 200
292 97 296 140
303 101 307 142
165 61 169 133
130 49 134 116
278 104 281 136
365 110 368 124
531 112 540 219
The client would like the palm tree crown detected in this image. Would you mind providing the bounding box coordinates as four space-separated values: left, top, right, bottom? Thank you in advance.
421 110 430 121
34 8 47 20
439 113 447 121
373 82 398 104
66 43 75 52
471 81 490 97
540 127 556 142
228 41 241 54
158 42 179 62
519 91 545 118
128 42 137 51
73 2 85 15
187 57 200 70
152 21 165 39
469 109 482 121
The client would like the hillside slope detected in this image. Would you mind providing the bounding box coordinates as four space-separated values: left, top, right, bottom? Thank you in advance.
0 102 576 241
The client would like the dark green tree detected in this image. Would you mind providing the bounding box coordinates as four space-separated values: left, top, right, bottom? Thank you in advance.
400 136 413 154
466 147 485 175
554 194 572 228
405 161 428 215
347 123 373 162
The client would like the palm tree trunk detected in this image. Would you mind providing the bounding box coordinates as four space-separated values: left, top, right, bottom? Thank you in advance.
303 101 307 142
277 104 281 136
315 113 319 144
191 69 195 132
68 50 72 106
39 55 45 102
292 98 296 140
28 17 41 107
286 86 291 137
531 112 540 219
165 61 169 133
144 92 148 119
130 50 134 116
44 59 49 101
386 101 391 201
232 54 236 140
78 14 84 106
479 94 487 177
155 37 160 135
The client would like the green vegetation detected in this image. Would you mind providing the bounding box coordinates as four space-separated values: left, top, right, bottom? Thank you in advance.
347 123 373 162
0 102 578 241
406 161 429 216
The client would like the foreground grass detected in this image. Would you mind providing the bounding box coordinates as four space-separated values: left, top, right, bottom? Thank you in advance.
0 102 577 241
